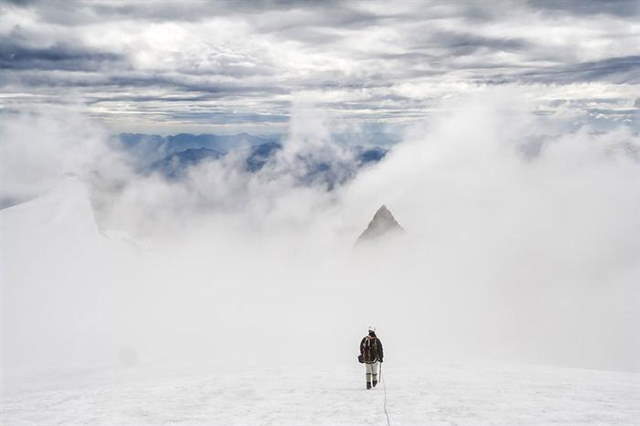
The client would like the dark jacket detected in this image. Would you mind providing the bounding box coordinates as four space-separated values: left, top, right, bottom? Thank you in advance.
360 334 383 363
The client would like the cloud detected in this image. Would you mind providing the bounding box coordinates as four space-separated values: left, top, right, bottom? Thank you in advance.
520 55 640 84
2 90 639 378
0 0 638 132
0 39 123 71
409 30 530 56
529 0 640 17
0 107 116 203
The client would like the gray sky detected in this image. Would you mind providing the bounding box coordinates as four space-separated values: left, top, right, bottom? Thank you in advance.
1 0 638 134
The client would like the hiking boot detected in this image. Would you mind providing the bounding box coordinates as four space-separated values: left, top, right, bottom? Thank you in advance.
366 382 372 390
372 380 377 387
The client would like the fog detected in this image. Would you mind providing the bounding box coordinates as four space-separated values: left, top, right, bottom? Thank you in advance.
2 91 639 393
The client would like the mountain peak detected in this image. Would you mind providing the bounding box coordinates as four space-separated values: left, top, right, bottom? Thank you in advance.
356 204 404 244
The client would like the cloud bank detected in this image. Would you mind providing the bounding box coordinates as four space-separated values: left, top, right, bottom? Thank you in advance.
2 90 639 386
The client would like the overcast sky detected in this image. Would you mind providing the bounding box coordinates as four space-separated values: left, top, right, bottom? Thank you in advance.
1 0 638 134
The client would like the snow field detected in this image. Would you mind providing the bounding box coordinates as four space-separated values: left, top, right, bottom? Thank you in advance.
3 362 639 425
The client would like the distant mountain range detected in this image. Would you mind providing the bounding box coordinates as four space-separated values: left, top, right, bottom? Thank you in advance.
115 133 389 188
117 133 280 166
148 147 225 179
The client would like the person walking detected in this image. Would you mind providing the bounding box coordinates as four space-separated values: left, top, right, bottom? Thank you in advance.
360 326 384 389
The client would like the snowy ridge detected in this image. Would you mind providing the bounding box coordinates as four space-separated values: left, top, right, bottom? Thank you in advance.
1 179 136 376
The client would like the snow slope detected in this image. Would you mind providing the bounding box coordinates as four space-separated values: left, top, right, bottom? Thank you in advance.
2 362 639 425
1 179 135 374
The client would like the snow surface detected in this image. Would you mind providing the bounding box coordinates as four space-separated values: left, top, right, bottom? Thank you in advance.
1 179 136 374
3 362 639 425
2 180 639 425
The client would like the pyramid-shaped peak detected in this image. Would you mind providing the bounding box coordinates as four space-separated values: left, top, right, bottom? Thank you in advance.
356 204 404 244
373 204 394 220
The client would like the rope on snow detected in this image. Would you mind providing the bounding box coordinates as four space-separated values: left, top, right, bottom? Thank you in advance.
380 363 391 426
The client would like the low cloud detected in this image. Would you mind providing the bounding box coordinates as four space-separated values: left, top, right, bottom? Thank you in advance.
2 90 639 382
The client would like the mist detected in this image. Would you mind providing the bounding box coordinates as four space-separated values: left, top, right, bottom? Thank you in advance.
2 91 639 397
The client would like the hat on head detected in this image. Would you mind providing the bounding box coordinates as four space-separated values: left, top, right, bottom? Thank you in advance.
368 325 376 332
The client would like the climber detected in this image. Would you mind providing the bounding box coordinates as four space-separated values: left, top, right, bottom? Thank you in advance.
359 326 384 389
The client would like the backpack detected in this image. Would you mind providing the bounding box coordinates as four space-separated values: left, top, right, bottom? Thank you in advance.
362 336 378 362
